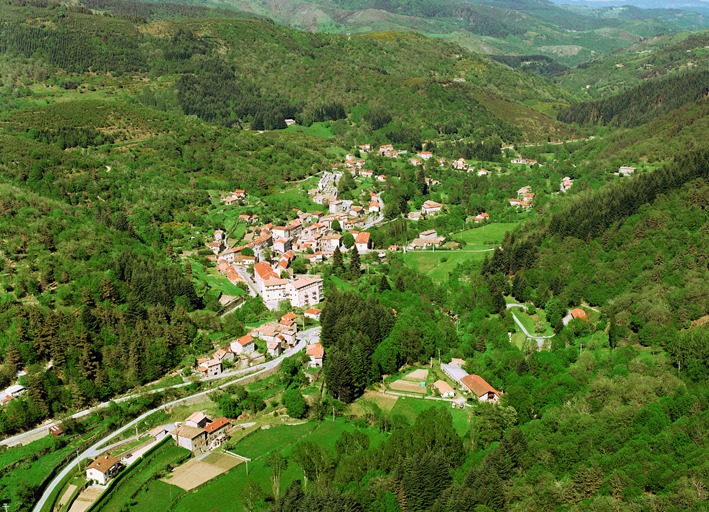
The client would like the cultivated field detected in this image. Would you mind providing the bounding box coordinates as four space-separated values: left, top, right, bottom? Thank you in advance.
389 379 426 394
164 452 242 491
404 369 429 381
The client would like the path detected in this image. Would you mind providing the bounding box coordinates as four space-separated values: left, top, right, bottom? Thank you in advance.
362 193 385 229
506 304 555 347
32 329 316 512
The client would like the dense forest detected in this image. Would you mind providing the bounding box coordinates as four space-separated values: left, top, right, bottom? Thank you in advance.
557 69 709 127
0 0 707 510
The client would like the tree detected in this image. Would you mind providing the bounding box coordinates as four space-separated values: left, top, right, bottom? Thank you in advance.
379 274 391 292
241 480 265 512
342 233 355 249
331 219 341 232
265 452 288 501
349 246 361 278
332 246 344 275
292 441 331 484
283 388 307 419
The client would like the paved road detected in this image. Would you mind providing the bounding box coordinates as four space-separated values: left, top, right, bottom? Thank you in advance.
234 266 258 297
363 193 384 229
32 329 317 512
3 328 319 450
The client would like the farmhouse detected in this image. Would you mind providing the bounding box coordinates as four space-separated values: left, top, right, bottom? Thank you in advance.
197 358 222 378
230 335 255 355
355 231 371 253
433 380 455 398
421 200 443 216
204 417 230 449
619 166 636 176
461 374 501 402
304 308 321 321
185 411 210 428
560 177 573 192
474 212 490 223
306 343 324 367
172 425 208 454
86 454 122 486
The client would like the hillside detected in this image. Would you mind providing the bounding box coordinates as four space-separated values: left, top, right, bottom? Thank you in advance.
0 0 576 142
171 0 709 66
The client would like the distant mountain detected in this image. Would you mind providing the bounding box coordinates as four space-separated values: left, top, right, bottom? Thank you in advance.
168 0 709 65
549 0 709 17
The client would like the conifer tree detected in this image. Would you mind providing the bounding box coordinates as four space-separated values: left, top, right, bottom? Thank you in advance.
332 246 344 275
349 246 361 278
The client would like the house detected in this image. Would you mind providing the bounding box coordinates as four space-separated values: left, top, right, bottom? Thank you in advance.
204 417 230 448
285 119 296 126
86 454 122 485
437 157 447 166
359 144 372 153
517 186 532 197
149 425 171 441
197 358 222 378
441 363 469 386
320 234 342 252
172 425 208 454
418 151 433 160
407 212 422 221
377 174 387 182
379 144 394 155
477 168 489 176
355 232 371 253
223 190 246 205
461 374 501 402
409 158 422 166
49 425 63 437
474 212 490 223
571 308 588 321
231 335 256 355
433 380 455 398
512 157 537 165
287 276 323 308
560 176 573 192
213 348 235 363
368 201 381 213
619 166 636 176
185 411 210 428
453 158 468 170
421 200 443 216
267 339 284 357
508 199 523 207
304 308 321 321
306 344 324 368
387 245 400 252
419 229 438 240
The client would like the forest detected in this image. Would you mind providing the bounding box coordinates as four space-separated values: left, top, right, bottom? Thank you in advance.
0 0 707 510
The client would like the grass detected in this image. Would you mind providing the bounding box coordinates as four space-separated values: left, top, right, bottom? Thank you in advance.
389 398 471 436
93 441 190 512
187 258 246 297
0 435 78 512
402 250 488 283
171 418 386 512
282 121 334 138
124 480 184 512
329 275 357 291
455 222 518 249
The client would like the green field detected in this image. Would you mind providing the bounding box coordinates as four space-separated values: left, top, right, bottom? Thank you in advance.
402 250 489 283
389 398 471 436
403 222 519 283
329 275 357 291
188 259 246 297
282 122 334 138
0 435 78 512
170 419 386 512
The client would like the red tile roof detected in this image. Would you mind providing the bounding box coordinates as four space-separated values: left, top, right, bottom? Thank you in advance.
204 417 230 434
236 335 255 346
306 344 324 359
461 374 499 398
86 454 121 474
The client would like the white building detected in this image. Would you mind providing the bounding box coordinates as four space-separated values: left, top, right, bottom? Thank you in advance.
287 276 323 308
86 454 122 485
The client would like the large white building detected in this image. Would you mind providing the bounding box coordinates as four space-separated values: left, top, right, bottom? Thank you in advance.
288 276 323 308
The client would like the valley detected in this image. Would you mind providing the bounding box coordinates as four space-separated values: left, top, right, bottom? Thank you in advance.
0 0 707 511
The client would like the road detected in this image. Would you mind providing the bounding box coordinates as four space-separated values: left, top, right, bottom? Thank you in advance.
31 328 318 512
506 304 555 347
3 328 319 450
234 266 258 297
363 193 385 229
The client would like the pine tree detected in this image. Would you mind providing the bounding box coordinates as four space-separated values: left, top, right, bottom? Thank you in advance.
332 246 344 275
349 246 361 278
379 274 391 292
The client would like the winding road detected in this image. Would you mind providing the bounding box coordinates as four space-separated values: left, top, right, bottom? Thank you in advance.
30 327 317 512
506 303 555 347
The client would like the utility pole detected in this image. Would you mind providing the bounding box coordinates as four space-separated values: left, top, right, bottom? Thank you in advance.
3 502 10 512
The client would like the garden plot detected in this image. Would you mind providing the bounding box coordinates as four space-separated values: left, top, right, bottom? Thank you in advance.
163 452 242 491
